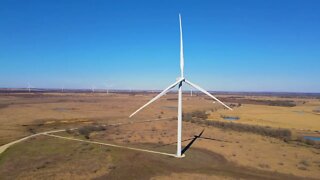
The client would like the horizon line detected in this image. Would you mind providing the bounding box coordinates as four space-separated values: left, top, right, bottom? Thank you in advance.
0 88 319 94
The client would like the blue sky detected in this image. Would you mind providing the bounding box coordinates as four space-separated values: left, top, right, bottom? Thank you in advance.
0 0 319 92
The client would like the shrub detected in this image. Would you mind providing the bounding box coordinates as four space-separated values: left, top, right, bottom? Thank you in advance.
28 128 36 134
258 163 270 169
183 113 192 122
191 110 208 119
78 125 106 139
299 160 309 167
66 128 73 134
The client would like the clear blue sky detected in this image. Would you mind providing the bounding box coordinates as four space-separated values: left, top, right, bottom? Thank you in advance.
1 0 319 92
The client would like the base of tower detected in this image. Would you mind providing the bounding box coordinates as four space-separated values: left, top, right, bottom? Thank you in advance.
174 154 186 158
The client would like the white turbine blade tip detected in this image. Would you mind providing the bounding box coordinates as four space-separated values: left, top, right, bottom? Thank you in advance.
179 14 184 77
185 80 233 110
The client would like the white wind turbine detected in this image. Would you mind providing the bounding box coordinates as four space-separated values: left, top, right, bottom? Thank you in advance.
91 85 95 93
27 83 33 93
105 82 113 95
129 14 232 158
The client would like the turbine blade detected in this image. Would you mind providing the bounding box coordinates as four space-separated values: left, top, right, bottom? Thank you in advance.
179 14 184 78
129 79 183 118
185 80 233 110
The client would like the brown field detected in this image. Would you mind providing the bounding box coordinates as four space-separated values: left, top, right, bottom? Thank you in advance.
209 97 320 131
0 92 320 179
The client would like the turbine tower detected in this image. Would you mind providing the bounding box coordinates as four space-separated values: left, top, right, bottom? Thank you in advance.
129 14 232 158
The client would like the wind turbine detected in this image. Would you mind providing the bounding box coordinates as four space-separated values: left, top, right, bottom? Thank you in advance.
129 14 232 158
105 82 113 95
91 85 95 93
27 83 32 93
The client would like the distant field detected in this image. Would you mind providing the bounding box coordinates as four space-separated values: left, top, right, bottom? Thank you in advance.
209 101 320 131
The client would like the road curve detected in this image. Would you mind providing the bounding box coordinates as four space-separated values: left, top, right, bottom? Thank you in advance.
0 129 66 155
0 117 173 155
44 133 176 157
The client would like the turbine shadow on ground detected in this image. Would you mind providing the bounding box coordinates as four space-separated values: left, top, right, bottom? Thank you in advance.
153 129 231 155
181 129 205 155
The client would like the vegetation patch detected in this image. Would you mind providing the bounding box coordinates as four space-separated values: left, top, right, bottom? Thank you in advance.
184 112 292 140
0 103 10 109
166 98 178 101
264 100 296 107
208 97 297 107
185 110 320 149
78 125 106 139
313 108 320 114
296 136 320 149
190 110 209 119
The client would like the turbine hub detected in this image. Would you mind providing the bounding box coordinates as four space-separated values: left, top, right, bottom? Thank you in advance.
176 77 185 82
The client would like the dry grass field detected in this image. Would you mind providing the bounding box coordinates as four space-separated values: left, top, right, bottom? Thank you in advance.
0 92 319 179
209 97 320 131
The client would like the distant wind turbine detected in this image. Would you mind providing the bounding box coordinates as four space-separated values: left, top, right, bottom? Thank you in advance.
105 82 113 95
129 14 232 158
91 85 95 93
27 83 33 93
